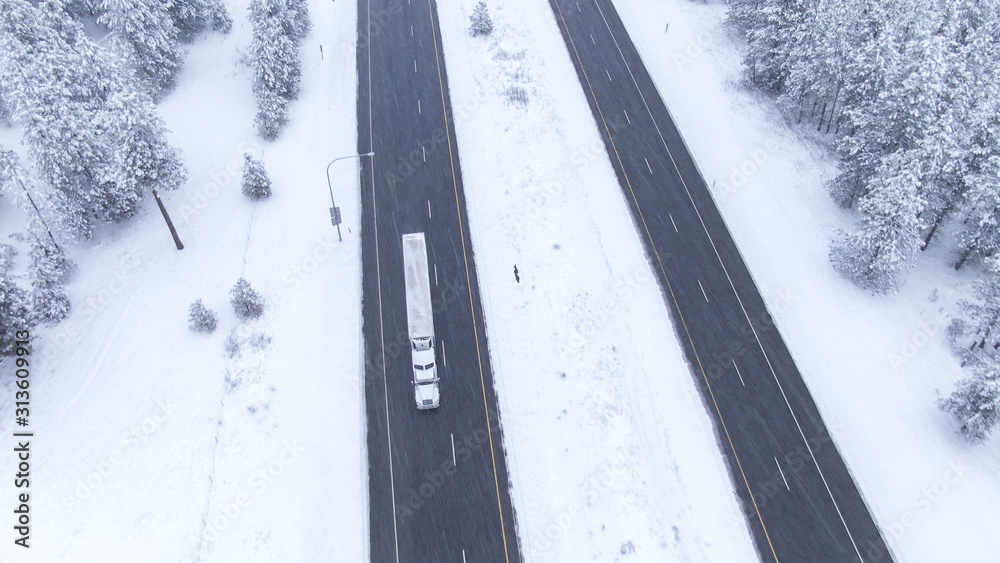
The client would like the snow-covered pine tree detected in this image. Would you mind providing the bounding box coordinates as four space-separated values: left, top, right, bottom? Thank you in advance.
1 0 108 238
469 2 493 37
956 156 1000 269
830 150 926 293
249 0 302 140
957 257 1000 350
1 0 178 238
253 87 289 142
230 277 264 320
168 0 232 42
940 357 1000 443
102 89 187 218
0 148 71 248
285 0 311 42
0 243 33 356
241 153 272 200
188 298 218 333
28 238 72 324
99 0 183 97
207 0 233 33
734 0 808 94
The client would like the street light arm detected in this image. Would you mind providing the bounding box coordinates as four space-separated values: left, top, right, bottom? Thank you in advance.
325 152 374 242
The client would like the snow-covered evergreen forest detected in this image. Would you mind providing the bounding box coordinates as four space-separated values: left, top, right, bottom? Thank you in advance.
727 0 1000 441
0 0 307 357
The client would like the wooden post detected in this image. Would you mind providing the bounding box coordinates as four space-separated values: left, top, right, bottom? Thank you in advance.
152 189 184 250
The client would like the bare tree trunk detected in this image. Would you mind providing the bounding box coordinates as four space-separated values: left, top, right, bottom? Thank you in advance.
825 83 842 134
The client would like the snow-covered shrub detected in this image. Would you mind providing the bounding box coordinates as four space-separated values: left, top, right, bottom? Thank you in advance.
940 358 1000 444
188 299 218 333
29 241 72 324
248 332 272 351
469 2 493 36
241 154 272 200
230 277 264 320
224 328 241 358
504 86 528 107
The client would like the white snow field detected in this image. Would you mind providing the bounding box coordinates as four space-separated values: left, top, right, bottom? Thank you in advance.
437 1 756 561
612 0 1000 561
0 0 366 561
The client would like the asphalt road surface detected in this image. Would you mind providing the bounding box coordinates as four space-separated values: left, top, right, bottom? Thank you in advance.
547 0 894 561
356 0 521 561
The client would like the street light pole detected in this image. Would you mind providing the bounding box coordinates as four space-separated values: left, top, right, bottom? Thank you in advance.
325 152 374 242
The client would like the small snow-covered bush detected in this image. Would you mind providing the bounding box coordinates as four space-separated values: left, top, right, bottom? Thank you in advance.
248 332 272 351
469 2 492 36
230 277 264 320
504 86 528 107
188 299 218 333
940 359 1000 444
242 154 272 200
224 328 241 358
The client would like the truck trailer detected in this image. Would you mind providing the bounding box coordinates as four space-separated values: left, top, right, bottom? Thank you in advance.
402 232 440 410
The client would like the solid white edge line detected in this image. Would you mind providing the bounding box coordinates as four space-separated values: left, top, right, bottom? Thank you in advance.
590 1 865 559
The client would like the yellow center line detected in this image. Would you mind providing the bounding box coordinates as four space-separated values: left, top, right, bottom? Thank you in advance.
425 1 513 561
551 2 779 561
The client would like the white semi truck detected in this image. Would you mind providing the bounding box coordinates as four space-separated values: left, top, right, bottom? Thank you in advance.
402 232 440 410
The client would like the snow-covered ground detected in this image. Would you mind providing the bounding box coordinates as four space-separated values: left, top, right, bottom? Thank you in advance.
436 2 756 560
0 0 366 561
610 0 1000 561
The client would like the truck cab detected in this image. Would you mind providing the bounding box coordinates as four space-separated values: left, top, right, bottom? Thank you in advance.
411 337 440 410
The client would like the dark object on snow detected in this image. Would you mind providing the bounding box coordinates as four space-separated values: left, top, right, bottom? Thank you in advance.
230 277 264 320
153 189 184 250
189 299 218 333
469 2 493 36
513 264 520 283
